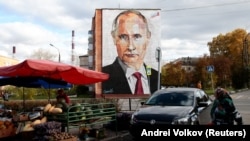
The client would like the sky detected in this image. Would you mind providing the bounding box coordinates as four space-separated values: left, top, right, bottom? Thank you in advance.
0 0 250 65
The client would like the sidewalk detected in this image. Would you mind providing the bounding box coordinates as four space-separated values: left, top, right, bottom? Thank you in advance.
100 130 131 141
69 127 130 141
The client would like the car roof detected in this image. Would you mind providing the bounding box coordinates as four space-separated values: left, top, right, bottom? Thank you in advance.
166 87 200 91
154 87 201 94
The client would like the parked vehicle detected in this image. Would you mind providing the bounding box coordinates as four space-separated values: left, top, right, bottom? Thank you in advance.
129 87 213 137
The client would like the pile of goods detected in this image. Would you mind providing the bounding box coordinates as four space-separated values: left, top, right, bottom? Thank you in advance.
18 103 67 140
78 127 106 140
45 131 76 141
21 116 48 132
21 119 77 141
43 103 64 114
0 119 17 138
0 106 17 138
33 121 76 141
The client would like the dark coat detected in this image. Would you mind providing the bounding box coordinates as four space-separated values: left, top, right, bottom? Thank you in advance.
210 94 236 124
102 58 159 94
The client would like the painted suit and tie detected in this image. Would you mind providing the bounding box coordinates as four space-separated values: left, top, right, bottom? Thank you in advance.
102 10 160 95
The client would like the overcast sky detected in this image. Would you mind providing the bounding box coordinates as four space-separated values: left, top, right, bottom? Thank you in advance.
0 0 249 65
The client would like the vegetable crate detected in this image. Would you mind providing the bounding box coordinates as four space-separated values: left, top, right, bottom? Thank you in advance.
44 102 117 133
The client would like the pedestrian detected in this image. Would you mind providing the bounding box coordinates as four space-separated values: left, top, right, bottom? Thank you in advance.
210 87 243 125
3 90 9 101
56 89 70 104
197 80 202 89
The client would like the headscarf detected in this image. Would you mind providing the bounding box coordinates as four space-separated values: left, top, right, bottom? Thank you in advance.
214 87 231 100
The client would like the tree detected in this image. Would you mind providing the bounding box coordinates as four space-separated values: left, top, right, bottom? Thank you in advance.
211 56 232 88
161 62 186 87
208 28 246 63
207 28 248 88
193 55 212 89
29 48 56 60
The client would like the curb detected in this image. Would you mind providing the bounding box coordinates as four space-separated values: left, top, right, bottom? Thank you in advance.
229 88 248 94
101 132 130 141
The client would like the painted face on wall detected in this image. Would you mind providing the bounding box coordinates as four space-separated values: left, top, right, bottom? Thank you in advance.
112 12 151 70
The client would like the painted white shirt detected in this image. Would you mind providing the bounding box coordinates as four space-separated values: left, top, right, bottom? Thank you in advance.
126 67 150 94
117 57 150 94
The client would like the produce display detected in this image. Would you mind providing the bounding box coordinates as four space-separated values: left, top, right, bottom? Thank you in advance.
44 102 117 133
44 103 64 114
22 121 34 132
43 103 52 113
21 116 48 132
25 120 76 141
33 121 61 135
46 131 76 141
0 119 17 138
0 108 17 137
19 120 77 141
0 102 116 140
0 119 13 129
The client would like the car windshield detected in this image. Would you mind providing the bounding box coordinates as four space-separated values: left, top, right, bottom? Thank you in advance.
145 91 194 106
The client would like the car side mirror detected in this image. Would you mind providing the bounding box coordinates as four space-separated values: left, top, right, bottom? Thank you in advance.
141 101 145 105
196 97 201 103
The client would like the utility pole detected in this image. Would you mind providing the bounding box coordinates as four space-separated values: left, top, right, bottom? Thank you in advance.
12 46 16 59
71 30 75 65
243 33 250 88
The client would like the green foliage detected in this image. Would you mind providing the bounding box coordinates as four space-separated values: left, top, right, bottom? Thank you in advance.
3 86 58 100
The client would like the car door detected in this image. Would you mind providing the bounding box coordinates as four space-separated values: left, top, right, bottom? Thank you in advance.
196 90 213 124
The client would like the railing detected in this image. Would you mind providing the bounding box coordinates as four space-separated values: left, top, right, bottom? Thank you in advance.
44 103 117 133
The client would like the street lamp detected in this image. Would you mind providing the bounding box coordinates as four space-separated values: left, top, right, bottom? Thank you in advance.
50 44 61 62
155 47 162 90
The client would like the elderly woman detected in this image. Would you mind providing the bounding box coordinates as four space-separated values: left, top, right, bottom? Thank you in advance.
210 87 242 125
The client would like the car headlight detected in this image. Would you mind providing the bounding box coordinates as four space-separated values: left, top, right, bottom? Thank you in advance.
130 114 138 124
172 117 190 125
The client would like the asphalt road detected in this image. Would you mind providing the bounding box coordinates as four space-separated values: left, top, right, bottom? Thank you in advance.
230 89 250 125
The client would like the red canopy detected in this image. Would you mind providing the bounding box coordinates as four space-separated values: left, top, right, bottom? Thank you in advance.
0 59 109 85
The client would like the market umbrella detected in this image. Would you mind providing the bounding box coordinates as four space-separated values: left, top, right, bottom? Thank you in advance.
0 59 109 85
0 59 109 110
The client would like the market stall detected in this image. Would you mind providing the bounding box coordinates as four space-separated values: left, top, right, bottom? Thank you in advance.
0 107 16 139
0 101 117 141
0 59 111 140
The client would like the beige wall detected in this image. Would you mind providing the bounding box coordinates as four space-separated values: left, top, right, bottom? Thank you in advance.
0 55 19 66
0 55 20 90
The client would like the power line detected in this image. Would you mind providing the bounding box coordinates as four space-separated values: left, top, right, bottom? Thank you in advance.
162 0 250 12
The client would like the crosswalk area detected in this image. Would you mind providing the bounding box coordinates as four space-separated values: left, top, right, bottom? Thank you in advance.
230 94 250 99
